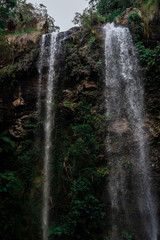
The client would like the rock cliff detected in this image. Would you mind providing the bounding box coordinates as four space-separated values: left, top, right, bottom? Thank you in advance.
0 6 160 240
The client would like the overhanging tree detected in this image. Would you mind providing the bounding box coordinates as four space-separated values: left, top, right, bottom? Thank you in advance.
0 0 17 29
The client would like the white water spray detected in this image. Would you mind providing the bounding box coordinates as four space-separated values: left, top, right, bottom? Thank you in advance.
104 23 158 240
43 32 57 240
38 32 57 240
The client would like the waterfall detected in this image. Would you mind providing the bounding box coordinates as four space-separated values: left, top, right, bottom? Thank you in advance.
104 23 158 239
38 32 57 240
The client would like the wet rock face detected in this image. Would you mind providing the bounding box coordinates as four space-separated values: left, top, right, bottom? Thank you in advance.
0 34 40 139
114 5 160 180
149 22 160 43
0 19 159 239
54 28 105 130
0 31 58 141
0 74 39 139
48 27 107 238
108 119 130 134
54 27 105 127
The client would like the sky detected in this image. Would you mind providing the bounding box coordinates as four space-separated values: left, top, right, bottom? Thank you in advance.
27 0 89 31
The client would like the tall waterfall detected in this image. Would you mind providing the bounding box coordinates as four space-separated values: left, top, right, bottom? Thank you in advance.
38 32 57 240
104 23 158 239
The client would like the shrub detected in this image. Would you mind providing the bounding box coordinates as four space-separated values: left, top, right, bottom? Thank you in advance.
135 41 160 69
73 10 105 28
49 178 105 239
128 11 142 24
128 11 143 40
0 0 17 30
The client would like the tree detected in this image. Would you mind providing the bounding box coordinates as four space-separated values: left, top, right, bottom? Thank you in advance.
15 1 59 32
88 0 99 10
0 0 17 29
97 0 139 17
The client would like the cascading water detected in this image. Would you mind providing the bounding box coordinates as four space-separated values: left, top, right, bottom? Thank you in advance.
38 32 57 240
104 23 158 239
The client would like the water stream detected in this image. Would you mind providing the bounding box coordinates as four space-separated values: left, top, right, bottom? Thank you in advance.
104 23 158 240
38 32 57 240
37 23 158 240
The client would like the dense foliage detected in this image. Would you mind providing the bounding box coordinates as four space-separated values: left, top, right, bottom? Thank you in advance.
15 0 59 32
0 0 58 35
0 0 160 239
0 116 42 240
126 3 160 116
49 179 105 239
0 0 17 30
97 0 132 21
0 2 47 239
47 25 108 239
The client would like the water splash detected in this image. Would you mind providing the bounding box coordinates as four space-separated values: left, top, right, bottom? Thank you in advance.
104 23 158 240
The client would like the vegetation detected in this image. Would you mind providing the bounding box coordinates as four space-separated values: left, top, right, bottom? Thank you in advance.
49 178 105 239
0 1 47 238
0 115 42 240
0 0 17 30
126 2 160 116
128 10 143 41
85 0 160 24
0 0 59 36
47 26 107 239
96 0 132 21
14 0 59 33
73 9 105 28
0 0 160 239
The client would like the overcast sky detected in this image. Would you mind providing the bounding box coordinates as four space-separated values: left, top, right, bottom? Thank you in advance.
27 0 89 31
